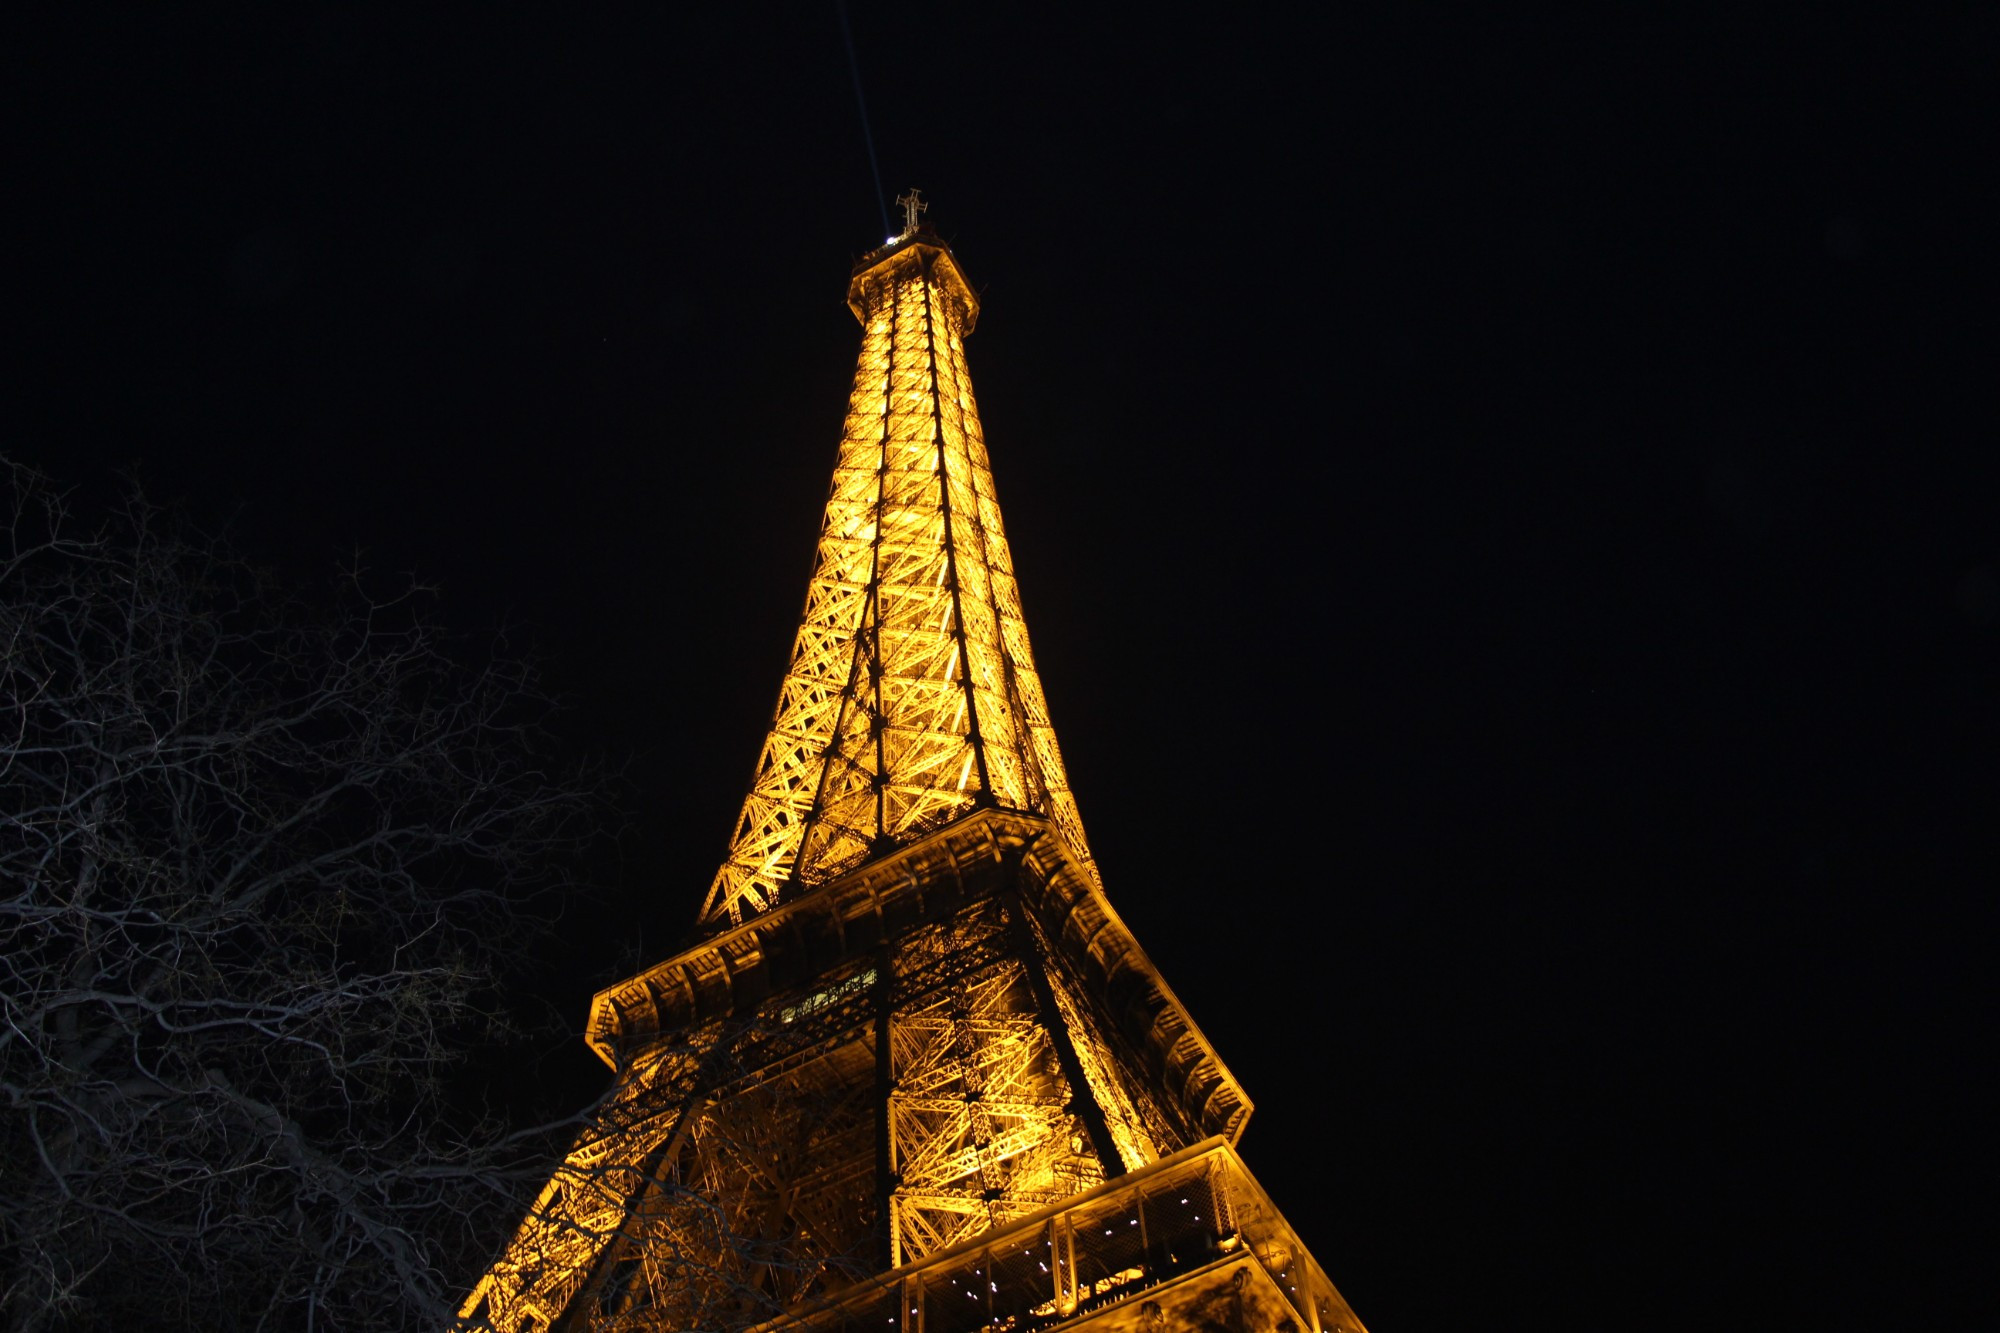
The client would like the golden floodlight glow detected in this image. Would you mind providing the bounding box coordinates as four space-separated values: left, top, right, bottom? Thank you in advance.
701 235 1091 927
459 218 1366 1333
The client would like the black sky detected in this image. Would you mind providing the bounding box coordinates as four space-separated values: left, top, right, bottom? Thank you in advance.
9 6 1996 1329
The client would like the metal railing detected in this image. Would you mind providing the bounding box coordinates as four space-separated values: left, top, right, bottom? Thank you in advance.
745 1138 1363 1333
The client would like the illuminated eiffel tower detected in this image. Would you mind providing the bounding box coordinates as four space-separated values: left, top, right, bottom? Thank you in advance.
460 195 1370 1333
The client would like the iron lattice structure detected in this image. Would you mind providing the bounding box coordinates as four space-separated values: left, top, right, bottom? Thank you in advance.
702 233 1089 927
462 220 1368 1333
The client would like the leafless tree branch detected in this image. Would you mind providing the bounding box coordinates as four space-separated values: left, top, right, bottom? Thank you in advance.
1 459 602 1331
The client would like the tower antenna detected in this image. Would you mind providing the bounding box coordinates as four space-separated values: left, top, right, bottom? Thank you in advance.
835 0 892 239
895 188 928 236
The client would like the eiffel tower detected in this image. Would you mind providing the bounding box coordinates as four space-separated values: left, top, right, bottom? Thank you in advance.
460 197 1370 1333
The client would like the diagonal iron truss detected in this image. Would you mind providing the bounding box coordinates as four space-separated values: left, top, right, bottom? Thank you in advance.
455 229 1323 1333
460 890 1126 1332
883 898 1104 1267
702 234 1092 927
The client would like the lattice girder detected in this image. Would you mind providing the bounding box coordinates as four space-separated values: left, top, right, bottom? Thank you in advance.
879 899 1107 1271
469 797 1255 1331
461 223 1297 1330
701 235 1096 926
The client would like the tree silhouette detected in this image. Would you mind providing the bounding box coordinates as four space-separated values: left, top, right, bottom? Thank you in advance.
0 461 597 1331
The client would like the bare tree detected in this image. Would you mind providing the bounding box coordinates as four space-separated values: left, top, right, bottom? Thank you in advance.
0 460 598 1331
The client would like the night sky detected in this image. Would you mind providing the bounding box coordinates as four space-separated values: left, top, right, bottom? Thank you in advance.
10 8 1993 1329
